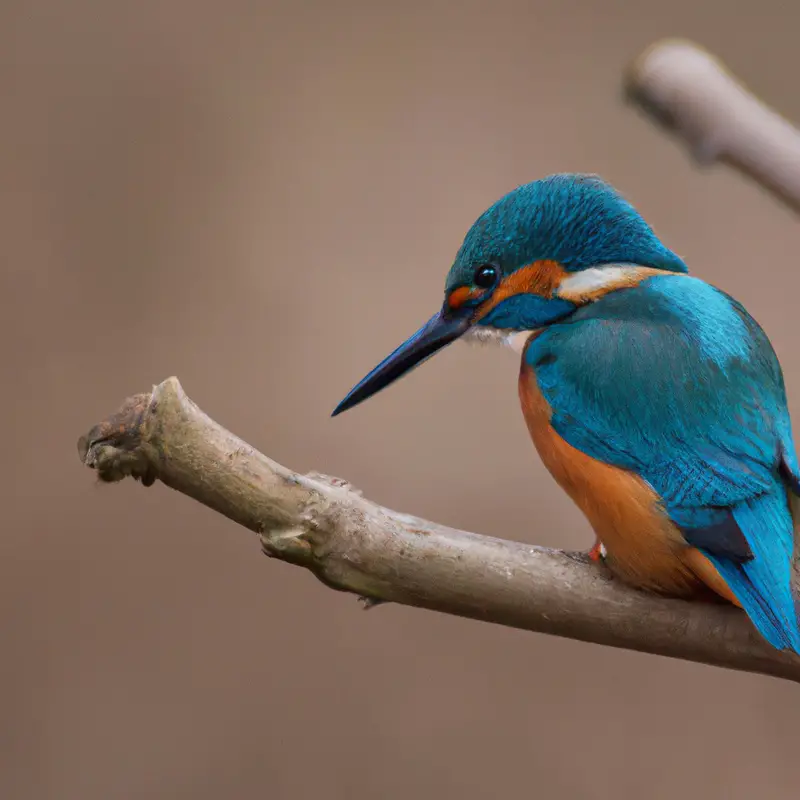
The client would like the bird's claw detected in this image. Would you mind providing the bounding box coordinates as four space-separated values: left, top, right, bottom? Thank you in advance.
588 539 607 562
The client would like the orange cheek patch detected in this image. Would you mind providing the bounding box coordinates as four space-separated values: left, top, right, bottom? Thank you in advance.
474 260 568 321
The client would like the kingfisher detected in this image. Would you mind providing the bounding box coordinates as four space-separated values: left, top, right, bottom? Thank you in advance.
332 173 800 655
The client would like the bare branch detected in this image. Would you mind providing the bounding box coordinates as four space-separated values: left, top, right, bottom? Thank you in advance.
625 38 800 213
77 378 800 682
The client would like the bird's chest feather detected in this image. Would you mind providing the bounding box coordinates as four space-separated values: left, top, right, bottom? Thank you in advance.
517 360 709 597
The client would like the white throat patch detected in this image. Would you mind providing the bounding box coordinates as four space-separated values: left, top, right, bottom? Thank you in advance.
462 326 536 355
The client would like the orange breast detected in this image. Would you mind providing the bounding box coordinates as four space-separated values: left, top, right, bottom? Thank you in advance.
518 361 739 604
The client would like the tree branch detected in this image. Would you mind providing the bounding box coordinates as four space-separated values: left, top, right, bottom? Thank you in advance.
625 38 800 212
78 377 800 683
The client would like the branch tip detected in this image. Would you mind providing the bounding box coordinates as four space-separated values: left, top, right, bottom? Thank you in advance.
78 390 158 485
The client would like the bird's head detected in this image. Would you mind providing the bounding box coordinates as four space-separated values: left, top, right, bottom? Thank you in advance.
333 173 687 416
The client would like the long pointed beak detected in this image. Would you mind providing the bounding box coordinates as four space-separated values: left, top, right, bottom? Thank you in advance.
332 305 473 416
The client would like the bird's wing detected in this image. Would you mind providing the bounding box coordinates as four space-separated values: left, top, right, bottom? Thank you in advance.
529 278 797 533
529 276 800 648
528 276 800 651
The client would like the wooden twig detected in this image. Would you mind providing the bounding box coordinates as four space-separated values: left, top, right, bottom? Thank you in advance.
78 378 800 683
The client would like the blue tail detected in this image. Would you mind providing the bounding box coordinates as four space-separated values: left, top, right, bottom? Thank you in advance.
703 485 800 654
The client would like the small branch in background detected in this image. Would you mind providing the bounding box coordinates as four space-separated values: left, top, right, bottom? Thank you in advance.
78 378 800 683
625 38 800 213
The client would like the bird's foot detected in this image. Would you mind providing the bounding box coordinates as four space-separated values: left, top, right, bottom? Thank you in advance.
588 539 607 562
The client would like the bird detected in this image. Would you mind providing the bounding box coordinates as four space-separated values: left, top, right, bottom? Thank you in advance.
332 173 800 655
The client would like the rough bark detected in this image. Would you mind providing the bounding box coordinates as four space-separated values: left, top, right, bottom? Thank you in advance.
78 378 800 682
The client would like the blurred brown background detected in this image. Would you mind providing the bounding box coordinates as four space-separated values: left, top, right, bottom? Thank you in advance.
4 1 800 798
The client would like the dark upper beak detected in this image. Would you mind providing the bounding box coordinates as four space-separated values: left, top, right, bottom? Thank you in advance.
331 304 473 416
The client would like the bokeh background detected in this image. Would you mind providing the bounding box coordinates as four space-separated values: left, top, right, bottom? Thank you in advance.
5 1 800 798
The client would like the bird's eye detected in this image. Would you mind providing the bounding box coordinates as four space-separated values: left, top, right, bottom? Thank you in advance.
473 264 498 289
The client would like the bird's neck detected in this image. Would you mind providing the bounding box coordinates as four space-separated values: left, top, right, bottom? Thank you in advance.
464 266 685 355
